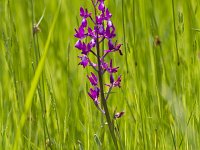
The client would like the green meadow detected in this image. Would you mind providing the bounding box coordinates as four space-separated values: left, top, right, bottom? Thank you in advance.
1 0 200 149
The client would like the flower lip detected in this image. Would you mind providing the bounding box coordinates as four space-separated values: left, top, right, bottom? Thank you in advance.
88 87 100 104
74 27 86 39
78 55 89 68
81 18 87 28
80 42 92 55
75 40 83 50
87 72 98 86
98 2 105 11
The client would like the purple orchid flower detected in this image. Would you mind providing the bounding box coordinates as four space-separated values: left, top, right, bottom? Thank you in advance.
78 55 89 68
87 72 98 86
74 0 124 121
106 75 122 88
107 59 119 73
98 0 105 11
113 75 122 87
80 7 92 18
104 40 123 55
88 87 100 105
75 40 92 55
74 27 86 39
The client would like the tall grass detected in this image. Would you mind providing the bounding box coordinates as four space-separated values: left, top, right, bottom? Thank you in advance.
0 0 200 149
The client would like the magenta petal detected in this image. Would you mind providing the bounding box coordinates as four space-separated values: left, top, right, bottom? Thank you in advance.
75 40 82 50
81 18 87 28
98 2 105 11
105 8 112 20
87 72 98 86
74 27 85 39
80 7 85 17
88 27 96 38
90 39 96 47
106 60 119 73
98 25 104 35
81 43 90 55
91 72 98 83
104 50 112 54
88 87 100 102
108 40 114 50
105 25 116 39
107 20 112 27
100 59 108 70
80 7 92 18
114 75 122 87
96 16 104 24
78 55 89 68
110 74 114 84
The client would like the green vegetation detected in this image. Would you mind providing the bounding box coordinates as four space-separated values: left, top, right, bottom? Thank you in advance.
1 0 200 149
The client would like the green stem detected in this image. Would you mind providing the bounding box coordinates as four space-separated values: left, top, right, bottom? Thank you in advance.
92 0 118 149
96 38 119 150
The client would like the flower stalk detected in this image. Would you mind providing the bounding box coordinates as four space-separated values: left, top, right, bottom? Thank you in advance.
74 0 124 148
95 17 118 149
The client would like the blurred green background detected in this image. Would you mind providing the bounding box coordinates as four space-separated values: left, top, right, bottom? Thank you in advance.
1 0 200 149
